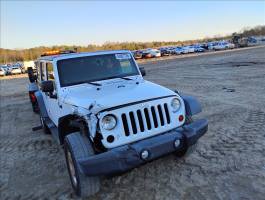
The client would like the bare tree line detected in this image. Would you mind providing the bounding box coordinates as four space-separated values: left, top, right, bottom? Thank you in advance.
0 25 264 64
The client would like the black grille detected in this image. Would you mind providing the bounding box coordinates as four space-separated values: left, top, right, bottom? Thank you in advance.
122 103 171 136
121 114 130 136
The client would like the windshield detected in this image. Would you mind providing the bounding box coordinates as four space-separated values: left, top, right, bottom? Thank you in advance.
57 53 139 87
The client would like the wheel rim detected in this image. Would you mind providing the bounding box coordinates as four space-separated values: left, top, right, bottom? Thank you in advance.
67 149 78 187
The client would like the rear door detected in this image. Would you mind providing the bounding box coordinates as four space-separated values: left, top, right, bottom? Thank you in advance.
41 61 61 125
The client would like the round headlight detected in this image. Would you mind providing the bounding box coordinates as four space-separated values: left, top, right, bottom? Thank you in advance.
171 98 181 112
101 115 117 130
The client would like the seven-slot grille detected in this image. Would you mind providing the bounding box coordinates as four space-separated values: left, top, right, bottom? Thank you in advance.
121 103 171 136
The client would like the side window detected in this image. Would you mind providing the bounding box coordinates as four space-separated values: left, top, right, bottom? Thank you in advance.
46 63 55 80
36 62 41 82
40 62 45 81
46 62 57 94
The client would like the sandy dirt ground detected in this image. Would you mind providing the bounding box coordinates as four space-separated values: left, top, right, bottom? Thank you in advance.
1 46 265 200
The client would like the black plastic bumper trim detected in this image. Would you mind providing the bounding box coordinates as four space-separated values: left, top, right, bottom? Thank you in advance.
79 119 208 176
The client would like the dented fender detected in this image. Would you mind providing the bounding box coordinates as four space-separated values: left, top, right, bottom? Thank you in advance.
69 101 106 139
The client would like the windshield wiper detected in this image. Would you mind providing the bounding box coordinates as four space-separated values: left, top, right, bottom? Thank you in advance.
120 77 132 80
72 80 102 86
87 81 102 86
102 75 133 81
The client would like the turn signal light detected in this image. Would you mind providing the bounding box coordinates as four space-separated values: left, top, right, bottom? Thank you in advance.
178 115 184 122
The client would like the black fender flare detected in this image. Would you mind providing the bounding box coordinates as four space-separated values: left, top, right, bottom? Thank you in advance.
58 114 88 145
180 95 202 116
34 91 48 118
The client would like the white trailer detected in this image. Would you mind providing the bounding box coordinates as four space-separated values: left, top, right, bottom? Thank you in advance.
23 61 35 71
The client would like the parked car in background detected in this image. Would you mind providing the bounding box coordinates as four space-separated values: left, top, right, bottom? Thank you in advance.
182 46 195 54
182 47 189 54
200 43 208 50
142 49 152 58
5 65 12 74
132 50 143 59
207 42 216 50
150 49 161 57
188 46 195 53
211 42 234 50
213 43 226 50
224 42 235 49
12 63 25 73
166 47 176 55
207 41 234 51
194 46 205 52
159 48 170 56
208 42 223 50
173 47 184 55
142 49 161 58
0 66 8 76
10 66 22 75
248 37 257 43
0 66 10 75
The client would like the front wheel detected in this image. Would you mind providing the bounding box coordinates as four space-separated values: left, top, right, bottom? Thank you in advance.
64 132 100 198
175 142 198 158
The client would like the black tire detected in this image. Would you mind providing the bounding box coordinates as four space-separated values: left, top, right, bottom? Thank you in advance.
64 132 100 198
175 142 198 158
40 115 50 134
32 103 39 113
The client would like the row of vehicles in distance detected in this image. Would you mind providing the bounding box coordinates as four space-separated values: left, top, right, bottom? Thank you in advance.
0 61 35 76
0 63 24 76
207 41 235 50
131 41 236 59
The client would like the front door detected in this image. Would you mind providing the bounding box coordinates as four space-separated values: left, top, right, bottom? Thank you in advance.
41 61 61 126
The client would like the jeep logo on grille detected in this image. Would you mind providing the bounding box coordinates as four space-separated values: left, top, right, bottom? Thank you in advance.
140 103 149 108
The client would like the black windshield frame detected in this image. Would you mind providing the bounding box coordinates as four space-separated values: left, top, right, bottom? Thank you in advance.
57 53 140 87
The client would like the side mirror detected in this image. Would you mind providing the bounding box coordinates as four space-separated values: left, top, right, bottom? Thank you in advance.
139 67 146 76
41 80 54 93
28 67 37 83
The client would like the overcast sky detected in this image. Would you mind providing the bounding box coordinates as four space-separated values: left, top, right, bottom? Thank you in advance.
1 0 265 49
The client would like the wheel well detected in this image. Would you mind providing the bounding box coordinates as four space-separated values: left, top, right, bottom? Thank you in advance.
58 115 106 152
58 115 86 145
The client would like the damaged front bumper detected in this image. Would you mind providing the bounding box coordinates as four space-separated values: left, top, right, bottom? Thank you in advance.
79 119 208 176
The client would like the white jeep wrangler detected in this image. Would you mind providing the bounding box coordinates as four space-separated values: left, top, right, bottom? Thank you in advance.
28 50 208 198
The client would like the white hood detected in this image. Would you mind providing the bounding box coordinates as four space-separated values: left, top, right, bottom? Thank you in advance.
62 80 176 112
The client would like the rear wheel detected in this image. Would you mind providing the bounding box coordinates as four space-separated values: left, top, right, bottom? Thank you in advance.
64 132 100 198
32 103 39 113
